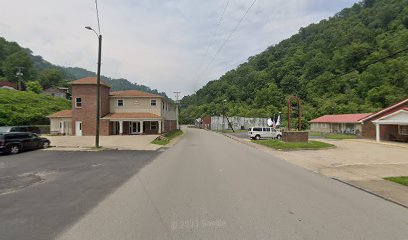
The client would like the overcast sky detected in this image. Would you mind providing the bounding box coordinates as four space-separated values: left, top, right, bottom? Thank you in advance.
1 0 358 99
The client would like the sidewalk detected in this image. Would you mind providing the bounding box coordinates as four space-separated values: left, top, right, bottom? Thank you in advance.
46 135 161 151
224 133 408 208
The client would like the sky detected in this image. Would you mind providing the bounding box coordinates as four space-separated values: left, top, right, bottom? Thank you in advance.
0 0 359 100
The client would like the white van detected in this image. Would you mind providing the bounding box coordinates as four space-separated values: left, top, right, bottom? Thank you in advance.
248 127 282 140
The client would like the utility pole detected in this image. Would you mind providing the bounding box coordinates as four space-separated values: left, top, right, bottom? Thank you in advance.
95 34 102 148
16 67 24 90
85 0 102 148
174 91 181 130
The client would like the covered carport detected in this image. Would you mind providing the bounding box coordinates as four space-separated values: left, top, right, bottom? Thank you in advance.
373 108 408 143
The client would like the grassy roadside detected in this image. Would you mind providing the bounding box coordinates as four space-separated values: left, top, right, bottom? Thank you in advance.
309 132 358 140
216 129 248 133
384 176 408 186
152 129 183 145
252 140 334 151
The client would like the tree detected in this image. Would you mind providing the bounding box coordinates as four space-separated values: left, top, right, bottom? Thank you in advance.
38 69 63 89
2 51 33 82
26 81 43 94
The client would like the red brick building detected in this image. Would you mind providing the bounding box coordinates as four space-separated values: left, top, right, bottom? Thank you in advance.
359 98 408 142
309 98 408 143
48 77 177 136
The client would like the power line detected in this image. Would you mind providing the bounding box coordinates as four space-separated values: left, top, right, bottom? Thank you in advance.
192 0 231 87
195 0 257 87
325 46 408 82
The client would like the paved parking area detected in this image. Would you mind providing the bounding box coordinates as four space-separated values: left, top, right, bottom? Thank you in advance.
0 149 161 240
226 133 408 207
46 135 160 150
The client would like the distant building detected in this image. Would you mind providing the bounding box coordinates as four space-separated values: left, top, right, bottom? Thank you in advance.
310 97 408 142
0 81 18 90
42 86 70 99
196 116 270 130
310 113 371 135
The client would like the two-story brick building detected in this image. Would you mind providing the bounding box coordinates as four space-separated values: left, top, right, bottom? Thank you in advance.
48 77 177 136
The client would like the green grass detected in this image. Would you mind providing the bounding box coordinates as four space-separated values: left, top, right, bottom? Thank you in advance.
309 132 358 140
152 129 183 145
217 129 248 133
384 176 408 186
324 134 358 139
252 140 335 150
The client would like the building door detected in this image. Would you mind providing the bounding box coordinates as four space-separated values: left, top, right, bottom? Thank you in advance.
130 121 139 135
75 121 82 136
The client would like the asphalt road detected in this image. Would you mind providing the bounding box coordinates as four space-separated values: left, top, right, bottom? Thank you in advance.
58 128 408 240
0 150 160 240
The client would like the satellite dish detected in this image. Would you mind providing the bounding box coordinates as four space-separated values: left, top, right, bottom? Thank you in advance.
267 118 273 127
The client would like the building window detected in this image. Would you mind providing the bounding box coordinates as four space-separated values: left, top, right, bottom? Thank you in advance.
399 125 408 135
117 99 124 107
151 99 157 106
75 98 82 108
151 122 158 130
162 101 164 109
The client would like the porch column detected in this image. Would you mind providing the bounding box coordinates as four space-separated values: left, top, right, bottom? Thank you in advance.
61 121 65 135
375 123 381 142
119 121 124 135
140 121 144 134
158 120 162 134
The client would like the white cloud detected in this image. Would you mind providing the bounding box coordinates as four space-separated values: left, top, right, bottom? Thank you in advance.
0 0 359 99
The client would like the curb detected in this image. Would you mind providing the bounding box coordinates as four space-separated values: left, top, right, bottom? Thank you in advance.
331 178 408 209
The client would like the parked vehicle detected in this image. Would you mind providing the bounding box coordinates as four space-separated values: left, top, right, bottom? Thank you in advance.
0 126 41 134
248 127 282 140
0 132 50 154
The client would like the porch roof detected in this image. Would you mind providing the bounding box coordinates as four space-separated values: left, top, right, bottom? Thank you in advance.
372 109 408 125
101 112 162 120
47 109 72 118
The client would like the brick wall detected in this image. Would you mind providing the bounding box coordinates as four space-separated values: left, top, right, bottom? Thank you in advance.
164 120 177 132
282 131 309 142
71 84 110 136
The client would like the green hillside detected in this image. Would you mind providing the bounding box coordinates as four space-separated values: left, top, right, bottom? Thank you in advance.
181 0 408 127
0 37 166 96
0 89 70 126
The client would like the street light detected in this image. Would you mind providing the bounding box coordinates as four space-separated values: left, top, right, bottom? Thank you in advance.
85 26 102 147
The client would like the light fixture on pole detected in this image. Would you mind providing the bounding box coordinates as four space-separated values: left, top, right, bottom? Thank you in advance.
85 0 102 148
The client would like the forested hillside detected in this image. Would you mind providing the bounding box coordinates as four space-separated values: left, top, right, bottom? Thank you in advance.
181 0 408 127
0 37 166 95
0 89 70 126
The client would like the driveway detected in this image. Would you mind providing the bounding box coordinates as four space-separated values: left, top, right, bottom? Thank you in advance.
226 133 408 207
46 135 160 150
0 149 161 240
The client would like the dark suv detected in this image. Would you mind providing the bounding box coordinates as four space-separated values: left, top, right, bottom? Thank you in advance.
0 132 51 154
0 126 41 134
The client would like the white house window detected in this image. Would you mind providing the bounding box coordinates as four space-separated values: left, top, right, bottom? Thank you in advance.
151 122 158 130
75 98 82 108
151 99 157 106
117 99 124 107
399 125 408 135
162 101 165 109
